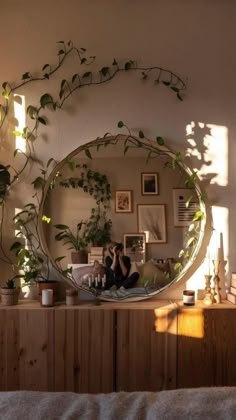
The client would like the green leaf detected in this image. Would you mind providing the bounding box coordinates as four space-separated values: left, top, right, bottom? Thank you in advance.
162 81 170 86
124 146 129 155
112 59 118 66
55 256 66 263
124 62 131 71
85 148 92 159
12 130 22 137
117 121 124 128
13 95 22 104
37 116 46 125
46 158 54 168
80 57 87 64
13 149 20 157
58 49 65 56
31 176 45 189
54 224 69 230
2 90 9 99
27 105 37 119
42 64 50 71
10 241 23 251
82 72 92 78
193 210 204 221
175 151 182 161
100 67 109 77
170 86 179 92
156 136 164 146
186 236 195 247
42 215 51 224
44 73 50 79
22 72 31 80
72 73 79 83
177 93 183 101
139 130 144 139
60 79 67 90
40 93 53 108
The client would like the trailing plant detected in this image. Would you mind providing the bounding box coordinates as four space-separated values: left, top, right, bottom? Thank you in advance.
58 162 112 248
59 163 111 207
0 39 187 286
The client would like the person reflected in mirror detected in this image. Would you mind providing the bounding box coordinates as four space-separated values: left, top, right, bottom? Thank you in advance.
105 242 139 290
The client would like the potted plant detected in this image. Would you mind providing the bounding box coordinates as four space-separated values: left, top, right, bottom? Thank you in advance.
0 277 21 306
54 221 88 263
10 200 62 304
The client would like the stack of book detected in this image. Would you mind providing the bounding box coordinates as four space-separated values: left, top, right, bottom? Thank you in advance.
226 273 236 304
88 247 104 264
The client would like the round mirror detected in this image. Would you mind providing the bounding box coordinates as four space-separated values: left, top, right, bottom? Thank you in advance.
39 134 206 302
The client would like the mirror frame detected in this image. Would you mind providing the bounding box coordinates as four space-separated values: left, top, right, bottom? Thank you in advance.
38 134 209 301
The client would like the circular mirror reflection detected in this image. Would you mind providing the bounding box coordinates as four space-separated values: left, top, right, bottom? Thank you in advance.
39 135 206 302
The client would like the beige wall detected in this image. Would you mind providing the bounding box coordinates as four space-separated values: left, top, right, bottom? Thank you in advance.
1 0 235 298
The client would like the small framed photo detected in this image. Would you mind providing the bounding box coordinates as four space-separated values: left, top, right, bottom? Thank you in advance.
173 188 199 227
115 190 132 213
141 172 159 195
123 233 146 263
137 204 166 243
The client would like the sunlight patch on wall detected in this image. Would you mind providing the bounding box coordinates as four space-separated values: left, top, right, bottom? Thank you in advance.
13 94 26 152
186 122 228 186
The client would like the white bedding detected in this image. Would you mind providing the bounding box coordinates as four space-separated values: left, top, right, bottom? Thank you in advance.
0 388 236 419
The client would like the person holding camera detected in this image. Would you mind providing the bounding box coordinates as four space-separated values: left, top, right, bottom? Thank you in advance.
105 242 139 290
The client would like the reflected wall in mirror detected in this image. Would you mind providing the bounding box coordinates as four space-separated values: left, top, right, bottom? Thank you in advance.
39 134 206 302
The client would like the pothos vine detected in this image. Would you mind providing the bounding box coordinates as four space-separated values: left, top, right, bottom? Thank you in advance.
0 39 197 287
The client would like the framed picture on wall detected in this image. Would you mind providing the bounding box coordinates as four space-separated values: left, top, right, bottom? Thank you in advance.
115 190 132 213
141 172 159 195
137 204 166 243
123 233 146 263
173 188 199 226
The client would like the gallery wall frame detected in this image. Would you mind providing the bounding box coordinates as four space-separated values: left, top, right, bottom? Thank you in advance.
123 232 146 263
173 188 199 227
141 172 159 195
115 190 133 213
137 203 167 243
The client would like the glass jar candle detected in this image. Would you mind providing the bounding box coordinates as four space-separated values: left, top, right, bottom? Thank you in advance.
66 289 78 305
41 289 54 307
183 290 195 306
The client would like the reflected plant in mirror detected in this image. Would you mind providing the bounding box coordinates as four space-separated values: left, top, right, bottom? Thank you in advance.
39 125 207 302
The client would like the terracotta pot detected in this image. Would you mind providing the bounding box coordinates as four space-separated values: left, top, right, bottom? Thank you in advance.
71 250 87 264
0 287 20 306
37 281 59 304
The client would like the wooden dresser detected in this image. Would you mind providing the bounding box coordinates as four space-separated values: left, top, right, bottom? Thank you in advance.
0 300 235 392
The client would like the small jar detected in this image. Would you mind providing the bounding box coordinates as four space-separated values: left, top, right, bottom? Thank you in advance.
41 289 54 307
66 289 78 306
183 290 195 306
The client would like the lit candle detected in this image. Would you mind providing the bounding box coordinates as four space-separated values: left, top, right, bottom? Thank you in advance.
102 275 106 288
88 277 91 288
41 289 53 307
95 277 98 287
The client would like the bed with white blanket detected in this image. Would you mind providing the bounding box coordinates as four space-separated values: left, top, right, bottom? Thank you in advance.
1 388 236 419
